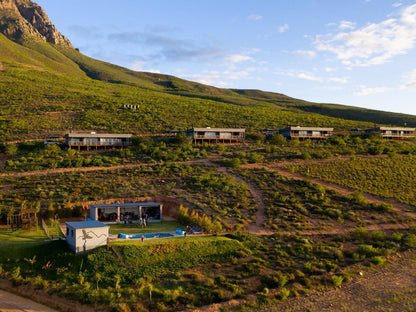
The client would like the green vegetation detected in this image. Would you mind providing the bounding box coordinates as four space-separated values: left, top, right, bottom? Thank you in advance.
0 163 254 225
1 31 414 143
2 15 416 312
286 155 416 206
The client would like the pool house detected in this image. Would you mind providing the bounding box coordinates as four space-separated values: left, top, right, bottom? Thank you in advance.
90 202 163 223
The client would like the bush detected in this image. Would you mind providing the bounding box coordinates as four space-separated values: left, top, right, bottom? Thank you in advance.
403 234 416 248
370 256 384 265
331 275 343 287
278 288 290 300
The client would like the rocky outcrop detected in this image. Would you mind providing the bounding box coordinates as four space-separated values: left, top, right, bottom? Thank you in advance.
0 0 72 47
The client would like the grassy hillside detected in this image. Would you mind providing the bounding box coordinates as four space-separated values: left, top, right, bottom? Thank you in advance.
0 33 415 142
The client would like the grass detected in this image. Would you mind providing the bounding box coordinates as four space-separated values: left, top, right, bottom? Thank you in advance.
285 155 416 206
109 220 183 235
0 226 51 260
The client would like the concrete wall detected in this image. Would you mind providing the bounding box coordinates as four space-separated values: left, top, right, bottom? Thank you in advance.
66 226 109 254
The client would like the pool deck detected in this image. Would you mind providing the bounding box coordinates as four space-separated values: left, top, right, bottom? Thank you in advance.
110 231 183 240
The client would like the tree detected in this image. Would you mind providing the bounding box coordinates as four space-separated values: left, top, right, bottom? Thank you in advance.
269 134 286 145
5 144 18 157
95 272 102 290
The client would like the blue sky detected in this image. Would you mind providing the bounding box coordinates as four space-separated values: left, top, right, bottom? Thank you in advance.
36 0 416 116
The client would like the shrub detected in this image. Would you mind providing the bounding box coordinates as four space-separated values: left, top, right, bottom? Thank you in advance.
331 275 344 287
353 227 369 241
278 288 290 300
403 234 416 248
370 256 384 265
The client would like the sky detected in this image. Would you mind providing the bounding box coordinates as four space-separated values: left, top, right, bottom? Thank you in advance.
36 0 416 116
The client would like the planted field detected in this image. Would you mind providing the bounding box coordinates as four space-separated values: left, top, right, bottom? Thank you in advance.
0 163 253 224
285 156 416 206
232 167 405 231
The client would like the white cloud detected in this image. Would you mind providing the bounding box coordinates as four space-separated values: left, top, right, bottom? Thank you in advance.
354 85 392 96
181 70 228 87
294 50 316 58
400 68 416 89
225 54 253 63
328 77 349 84
278 24 290 33
393 2 403 8
278 70 323 82
223 70 250 80
325 67 337 72
314 4 416 67
248 14 263 21
180 68 254 87
130 60 161 73
339 21 356 30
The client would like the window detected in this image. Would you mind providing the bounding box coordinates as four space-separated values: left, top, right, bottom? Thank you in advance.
71 229 74 237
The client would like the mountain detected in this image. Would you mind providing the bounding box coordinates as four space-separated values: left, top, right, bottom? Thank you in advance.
0 0 71 46
0 0 415 141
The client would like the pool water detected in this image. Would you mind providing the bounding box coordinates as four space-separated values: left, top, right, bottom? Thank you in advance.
118 233 174 239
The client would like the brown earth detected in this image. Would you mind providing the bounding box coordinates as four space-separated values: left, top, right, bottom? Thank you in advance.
0 279 104 312
191 250 416 312
2 155 416 311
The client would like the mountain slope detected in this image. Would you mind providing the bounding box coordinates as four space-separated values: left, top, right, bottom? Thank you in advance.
0 0 415 142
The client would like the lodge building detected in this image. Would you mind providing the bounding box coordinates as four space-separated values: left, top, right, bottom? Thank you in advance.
186 127 245 143
65 132 132 150
364 127 415 139
278 126 334 140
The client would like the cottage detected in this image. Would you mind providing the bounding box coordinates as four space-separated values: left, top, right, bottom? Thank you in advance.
65 220 109 254
279 126 333 140
186 127 245 143
365 127 415 139
90 202 163 223
65 132 132 150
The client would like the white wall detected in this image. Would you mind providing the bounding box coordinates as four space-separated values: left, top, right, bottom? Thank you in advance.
66 226 109 254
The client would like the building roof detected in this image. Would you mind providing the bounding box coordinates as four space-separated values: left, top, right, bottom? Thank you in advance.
65 133 132 138
66 220 109 229
366 127 415 131
90 202 162 209
187 127 245 132
280 126 334 131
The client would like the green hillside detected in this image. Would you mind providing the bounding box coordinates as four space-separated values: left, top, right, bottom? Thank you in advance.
1 26 416 141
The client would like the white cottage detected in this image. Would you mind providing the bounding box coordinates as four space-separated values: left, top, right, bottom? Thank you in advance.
65 220 109 254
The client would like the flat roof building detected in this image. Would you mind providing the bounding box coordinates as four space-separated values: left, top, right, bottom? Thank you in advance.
65 220 109 254
90 202 163 223
279 126 333 140
365 127 415 139
186 127 245 143
65 132 132 150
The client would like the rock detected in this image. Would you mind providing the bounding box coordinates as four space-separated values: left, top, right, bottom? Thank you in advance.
0 0 72 47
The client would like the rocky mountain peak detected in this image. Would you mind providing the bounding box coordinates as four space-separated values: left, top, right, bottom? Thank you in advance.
0 0 72 47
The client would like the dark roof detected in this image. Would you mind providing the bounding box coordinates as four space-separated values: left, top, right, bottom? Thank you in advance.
280 126 334 131
90 202 162 209
65 133 132 138
187 127 245 132
366 127 415 131
66 220 108 229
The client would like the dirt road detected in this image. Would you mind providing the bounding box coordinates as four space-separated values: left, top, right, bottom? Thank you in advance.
0 289 57 312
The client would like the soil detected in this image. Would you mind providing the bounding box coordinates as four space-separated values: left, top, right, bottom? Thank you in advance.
0 288 57 312
266 250 416 312
2 155 416 311
0 279 103 312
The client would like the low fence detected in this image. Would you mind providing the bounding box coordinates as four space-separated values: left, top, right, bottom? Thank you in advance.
41 218 52 239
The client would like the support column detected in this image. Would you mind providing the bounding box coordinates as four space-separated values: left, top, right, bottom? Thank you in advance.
117 206 120 222
139 206 142 219
160 204 163 221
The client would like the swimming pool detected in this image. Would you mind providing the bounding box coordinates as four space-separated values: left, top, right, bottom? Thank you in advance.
118 233 174 239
